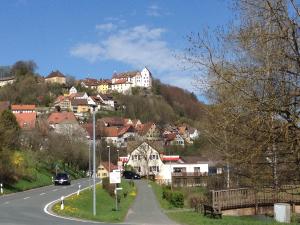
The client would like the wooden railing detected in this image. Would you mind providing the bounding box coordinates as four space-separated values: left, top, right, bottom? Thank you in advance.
172 172 207 177
211 186 300 210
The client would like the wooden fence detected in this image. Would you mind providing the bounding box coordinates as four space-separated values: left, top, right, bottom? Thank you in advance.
211 186 300 210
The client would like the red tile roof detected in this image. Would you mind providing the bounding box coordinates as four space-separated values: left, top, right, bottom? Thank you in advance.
102 127 119 137
15 112 36 129
113 78 128 84
101 161 118 172
11 104 36 111
48 112 77 124
112 71 139 79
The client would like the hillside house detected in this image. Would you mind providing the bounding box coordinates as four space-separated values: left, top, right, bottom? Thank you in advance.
0 76 15 87
136 122 161 141
111 67 152 89
97 79 111 94
47 111 78 134
45 70 66 84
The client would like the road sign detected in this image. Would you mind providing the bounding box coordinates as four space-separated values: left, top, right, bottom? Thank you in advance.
109 171 121 184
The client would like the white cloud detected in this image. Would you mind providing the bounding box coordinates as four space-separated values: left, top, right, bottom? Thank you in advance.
70 43 103 63
95 23 117 32
69 25 197 93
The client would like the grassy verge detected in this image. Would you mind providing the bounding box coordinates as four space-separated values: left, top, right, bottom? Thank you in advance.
151 182 299 225
167 211 300 225
52 179 136 223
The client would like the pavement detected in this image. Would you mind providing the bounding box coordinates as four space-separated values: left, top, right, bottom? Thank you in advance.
125 180 179 225
0 178 180 225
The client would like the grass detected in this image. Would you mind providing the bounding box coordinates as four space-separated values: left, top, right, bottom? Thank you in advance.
151 182 300 225
52 179 136 222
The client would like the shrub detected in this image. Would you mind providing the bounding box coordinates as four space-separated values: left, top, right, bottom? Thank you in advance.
162 187 184 208
102 177 115 197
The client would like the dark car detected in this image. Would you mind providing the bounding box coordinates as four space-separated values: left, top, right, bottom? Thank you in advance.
122 171 141 179
54 172 71 185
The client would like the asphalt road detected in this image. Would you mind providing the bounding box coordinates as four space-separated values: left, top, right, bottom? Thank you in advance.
0 178 179 225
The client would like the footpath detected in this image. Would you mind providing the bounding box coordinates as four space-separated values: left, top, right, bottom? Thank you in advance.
125 180 180 225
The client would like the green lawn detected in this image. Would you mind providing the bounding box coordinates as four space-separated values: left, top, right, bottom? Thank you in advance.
151 182 300 225
52 180 136 222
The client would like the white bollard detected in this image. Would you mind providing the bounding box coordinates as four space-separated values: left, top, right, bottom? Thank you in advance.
77 184 81 195
0 183 3 194
60 196 64 210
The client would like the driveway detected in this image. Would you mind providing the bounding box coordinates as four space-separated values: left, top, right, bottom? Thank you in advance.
125 180 179 225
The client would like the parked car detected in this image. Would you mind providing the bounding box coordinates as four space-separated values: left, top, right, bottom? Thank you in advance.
122 171 141 179
54 172 71 185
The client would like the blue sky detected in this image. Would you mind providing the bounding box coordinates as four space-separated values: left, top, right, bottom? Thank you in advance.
0 0 233 101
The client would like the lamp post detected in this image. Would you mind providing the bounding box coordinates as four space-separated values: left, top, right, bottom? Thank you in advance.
86 135 91 189
92 105 96 216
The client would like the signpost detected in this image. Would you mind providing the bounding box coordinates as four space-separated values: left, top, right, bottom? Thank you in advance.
110 171 121 211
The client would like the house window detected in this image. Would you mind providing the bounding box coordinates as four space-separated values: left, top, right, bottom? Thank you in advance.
149 166 159 172
134 166 141 172
194 167 201 172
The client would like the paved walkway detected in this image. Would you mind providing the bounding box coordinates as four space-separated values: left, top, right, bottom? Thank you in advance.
125 180 180 225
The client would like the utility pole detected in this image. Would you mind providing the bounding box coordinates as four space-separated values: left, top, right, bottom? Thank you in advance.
92 105 96 216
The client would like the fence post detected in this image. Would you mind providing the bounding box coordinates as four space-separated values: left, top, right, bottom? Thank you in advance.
60 196 64 210
77 184 81 196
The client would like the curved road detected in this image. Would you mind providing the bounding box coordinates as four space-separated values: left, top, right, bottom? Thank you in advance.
0 179 180 225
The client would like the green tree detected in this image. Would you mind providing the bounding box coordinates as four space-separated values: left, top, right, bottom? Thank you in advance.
0 110 20 149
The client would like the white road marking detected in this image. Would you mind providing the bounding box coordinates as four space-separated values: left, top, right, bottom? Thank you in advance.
63 187 67 189
40 193 46 196
23 197 30 199
52 189 58 192
4 201 9 204
44 183 102 224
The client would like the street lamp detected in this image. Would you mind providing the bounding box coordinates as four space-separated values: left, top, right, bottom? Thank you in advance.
92 105 96 216
107 146 111 176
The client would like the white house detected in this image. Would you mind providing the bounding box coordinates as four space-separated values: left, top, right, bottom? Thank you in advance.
111 79 132 94
127 142 164 176
111 67 152 91
69 86 77 95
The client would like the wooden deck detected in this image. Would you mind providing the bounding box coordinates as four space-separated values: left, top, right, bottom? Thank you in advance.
211 186 300 210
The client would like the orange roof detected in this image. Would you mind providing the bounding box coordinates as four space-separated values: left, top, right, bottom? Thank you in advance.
114 78 128 84
102 127 119 137
137 122 154 135
11 104 35 110
15 112 36 129
100 161 118 172
48 112 77 124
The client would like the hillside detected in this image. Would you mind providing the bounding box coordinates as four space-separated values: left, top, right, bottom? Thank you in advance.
114 79 206 127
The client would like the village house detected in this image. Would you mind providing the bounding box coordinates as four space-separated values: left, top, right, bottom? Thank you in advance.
136 122 161 141
71 98 90 115
47 111 78 133
97 161 118 179
97 94 116 110
126 142 164 176
97 79 111 94
45 70 66 84
69 86 77 95
11 104 37 129
0 76 15 87
111 79 132 94
111 67 152 89
80 78 99 90
164 133 185 146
